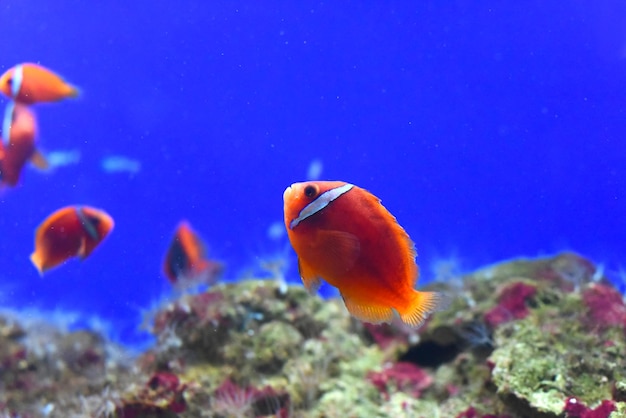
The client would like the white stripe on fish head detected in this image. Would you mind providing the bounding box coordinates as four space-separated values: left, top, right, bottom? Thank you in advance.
76 207 100 240
290 183 353 229
11 65 23 99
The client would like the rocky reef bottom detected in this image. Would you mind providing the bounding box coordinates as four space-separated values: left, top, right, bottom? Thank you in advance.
1 253 625 417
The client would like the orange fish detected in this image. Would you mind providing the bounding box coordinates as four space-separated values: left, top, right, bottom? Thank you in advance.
0 102 48 186
283 181 449 327
163 221 223 287
0 63 79 104
31 206 114 275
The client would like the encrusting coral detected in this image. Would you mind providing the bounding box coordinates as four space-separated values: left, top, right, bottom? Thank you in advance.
0 252 625 417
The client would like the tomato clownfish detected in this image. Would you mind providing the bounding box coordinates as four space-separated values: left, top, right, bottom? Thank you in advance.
0 63 79 105
283 181 450 328
163 221 223 288
30 206 114 275
0 102 48 186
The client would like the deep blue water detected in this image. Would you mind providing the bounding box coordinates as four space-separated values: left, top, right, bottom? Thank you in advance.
1 1 625 345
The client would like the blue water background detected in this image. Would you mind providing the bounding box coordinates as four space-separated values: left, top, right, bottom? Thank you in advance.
1 2 625 345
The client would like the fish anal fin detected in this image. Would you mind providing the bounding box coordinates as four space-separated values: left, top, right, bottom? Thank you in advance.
316 229 360 273
398 290 452 328
30 251 45 276
341 293 395 324
298 258 322 294
31 149 49 170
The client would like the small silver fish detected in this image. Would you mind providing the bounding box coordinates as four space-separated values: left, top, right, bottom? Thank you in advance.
100 155 141 175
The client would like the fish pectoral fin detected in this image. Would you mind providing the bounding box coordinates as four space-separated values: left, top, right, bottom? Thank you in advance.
77 237 89 258
398 290 452 328
317 229 361 272
298 258 322 294
31 149 50 170
341 293 394 324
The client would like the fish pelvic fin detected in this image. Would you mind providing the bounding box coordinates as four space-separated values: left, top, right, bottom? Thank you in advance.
298 258 322 295
342 293 395 324
398 290 452 328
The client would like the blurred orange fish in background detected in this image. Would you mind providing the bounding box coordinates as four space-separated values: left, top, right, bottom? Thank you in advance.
163 221 223 289
31 206 114 275
283 180 450 328
0 102 48 186
0 63 79 104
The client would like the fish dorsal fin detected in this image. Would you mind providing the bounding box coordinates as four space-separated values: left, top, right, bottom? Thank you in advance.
31 149 49 170
316 229 361 273
297 258 322 294
341 292 395 324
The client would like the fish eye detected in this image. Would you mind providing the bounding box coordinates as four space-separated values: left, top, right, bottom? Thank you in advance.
304 184 318 198
5 78 12 87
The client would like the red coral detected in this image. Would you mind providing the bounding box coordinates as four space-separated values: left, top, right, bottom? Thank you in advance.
187 291 224 323
116 371 187 417
455 408 512 418
484 282 537 327
152 290 225 335
363 323 410 349
367 362 432 400
456 407 478 418
564 397 616 418
582 283 626 333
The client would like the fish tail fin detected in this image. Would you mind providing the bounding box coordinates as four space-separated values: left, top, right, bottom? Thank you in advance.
30 251 45 276
68 84 81 99
398 290 451 328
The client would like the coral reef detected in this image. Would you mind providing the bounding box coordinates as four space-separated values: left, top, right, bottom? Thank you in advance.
1 252 625 417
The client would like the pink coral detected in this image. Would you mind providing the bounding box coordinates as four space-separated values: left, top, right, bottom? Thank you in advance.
363 322 411 350
456 407 478 418
563 397 616 418
582 283 626 333
484 282 536 327
367 362 433 400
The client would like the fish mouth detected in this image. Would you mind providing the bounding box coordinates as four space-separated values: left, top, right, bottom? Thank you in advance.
283 184 295 202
